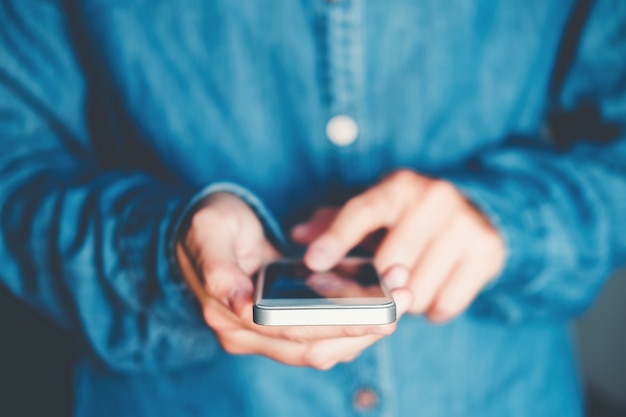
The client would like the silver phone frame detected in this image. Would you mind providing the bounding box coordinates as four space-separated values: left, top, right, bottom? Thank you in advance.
253 258 396 326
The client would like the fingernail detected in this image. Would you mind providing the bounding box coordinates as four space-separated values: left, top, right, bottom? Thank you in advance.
305 242 334 271
384 267 409 290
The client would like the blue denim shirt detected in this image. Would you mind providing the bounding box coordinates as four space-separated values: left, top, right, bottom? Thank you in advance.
1 1 625 416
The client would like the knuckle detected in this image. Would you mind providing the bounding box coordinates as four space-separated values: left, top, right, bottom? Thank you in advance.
428 179 458 201
281 328 309 344
387 170 420 198
200 263 242 294
302 352 321 369
220 338 247 355
345 194 372 214
342 326 366 338
341 195 381 226
388 169 417 187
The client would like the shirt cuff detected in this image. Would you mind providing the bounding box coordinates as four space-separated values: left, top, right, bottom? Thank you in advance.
172 181 288 251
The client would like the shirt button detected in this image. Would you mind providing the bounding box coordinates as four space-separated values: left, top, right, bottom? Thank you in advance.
353 388 378 411
326 114 359 146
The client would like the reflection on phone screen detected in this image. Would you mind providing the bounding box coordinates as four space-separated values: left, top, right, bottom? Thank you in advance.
263 262 385 299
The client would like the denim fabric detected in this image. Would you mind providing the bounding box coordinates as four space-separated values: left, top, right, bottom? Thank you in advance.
1 0 625 416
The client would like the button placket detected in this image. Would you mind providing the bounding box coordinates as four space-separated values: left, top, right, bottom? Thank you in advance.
323 0 369 182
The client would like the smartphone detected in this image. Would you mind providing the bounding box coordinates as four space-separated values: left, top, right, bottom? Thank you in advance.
253 258 396 326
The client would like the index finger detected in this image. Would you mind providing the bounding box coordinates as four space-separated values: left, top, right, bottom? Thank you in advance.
303 186 399 271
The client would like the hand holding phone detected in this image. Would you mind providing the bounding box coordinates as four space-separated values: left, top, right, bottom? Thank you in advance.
178 194 412 368
254 258 396 326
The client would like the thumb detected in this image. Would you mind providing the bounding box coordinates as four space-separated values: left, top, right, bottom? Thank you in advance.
182 221 254 310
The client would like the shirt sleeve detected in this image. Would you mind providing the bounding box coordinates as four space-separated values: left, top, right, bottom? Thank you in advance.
445 0 626 323
0 1 226 372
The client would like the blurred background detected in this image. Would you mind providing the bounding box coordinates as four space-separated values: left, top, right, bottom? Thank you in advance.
575 269 626 417
0 270 624 417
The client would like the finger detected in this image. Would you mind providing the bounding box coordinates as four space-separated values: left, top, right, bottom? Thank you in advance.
382 264 410 290
262 243 282 264
425 256 493 323
291 207 338 244
426 236 504 323
186 206 271 309
184 193 279 298
234 204 282 275
236 237 281 276
303 290 412 369
218 328 313 366
304 333 385 370
187 236 254 312
197 293 366 370
192 292 322 367
304 187 401 271
278 323 394 343
202 257 254 309
374 191 455 274
179 243 278 343
405 222 470 314
185 271 359 369
222 288 411 364
216 324 363 370
194 285 325 366
389 287 413 318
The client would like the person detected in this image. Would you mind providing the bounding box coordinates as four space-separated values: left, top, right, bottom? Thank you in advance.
1 1 625 416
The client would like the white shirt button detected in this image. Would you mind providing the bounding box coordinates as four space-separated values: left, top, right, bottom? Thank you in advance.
326 114 359 146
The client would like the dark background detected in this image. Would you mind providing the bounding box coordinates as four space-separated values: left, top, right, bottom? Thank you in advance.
1 272 625 417
0 287 75 417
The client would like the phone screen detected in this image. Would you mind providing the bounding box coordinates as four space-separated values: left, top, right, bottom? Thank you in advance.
262 261 386 300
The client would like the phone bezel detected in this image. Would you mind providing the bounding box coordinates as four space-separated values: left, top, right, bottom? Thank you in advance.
253 257 396 326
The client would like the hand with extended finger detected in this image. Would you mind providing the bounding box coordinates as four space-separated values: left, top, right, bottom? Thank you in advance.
177 192 413 369
297 170 505 322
